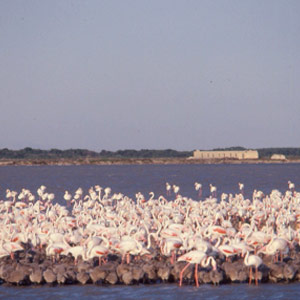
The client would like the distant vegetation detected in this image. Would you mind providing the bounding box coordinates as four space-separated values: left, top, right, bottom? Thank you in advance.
0 147 192 160
0 147 300 160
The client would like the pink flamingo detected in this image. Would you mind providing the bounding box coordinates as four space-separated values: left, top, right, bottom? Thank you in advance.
259 237 289 262
88 244 109 265
161 238 183 264
177 250 208 287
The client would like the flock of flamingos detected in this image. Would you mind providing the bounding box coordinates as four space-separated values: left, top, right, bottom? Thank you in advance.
0 180 299 287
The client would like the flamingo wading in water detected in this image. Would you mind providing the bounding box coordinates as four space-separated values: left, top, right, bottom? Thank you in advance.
244 251 262 285
177 250 216 287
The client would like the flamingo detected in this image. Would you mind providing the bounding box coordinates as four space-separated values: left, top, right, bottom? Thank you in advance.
177 250 207 287
253 189 264 201
6 189 17 202
88 244 109 265
238 182 244 195
94 185 102 200
259 237 289 262
87 236 110 265
246 230 270 254
209 184 217 198
3 241 24 260
37 185 46 200
231 238 253 257
244 251 262 285
18 190 26 202
103 187 112 200
68 245 86 264
64 191 72 207
114 236 142 264
161 237 183 264
166 182 171 196
194 182 202 198
173 185 180 197
46 234 70 261
28 193 35 202
205 225 228 238
74 187 83 202
288 181 295 194
218 244 238 261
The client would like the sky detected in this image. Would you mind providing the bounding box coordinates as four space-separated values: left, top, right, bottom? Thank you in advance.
0 0 299 151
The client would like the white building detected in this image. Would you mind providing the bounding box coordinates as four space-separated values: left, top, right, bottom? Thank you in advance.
270 154 286 160
192 150 259 160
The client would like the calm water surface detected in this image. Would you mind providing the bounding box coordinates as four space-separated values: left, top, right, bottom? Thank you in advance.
1 283 300 300
0 163 300 299
0 163 300 202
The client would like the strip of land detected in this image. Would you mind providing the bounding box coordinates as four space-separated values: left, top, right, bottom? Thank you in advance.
1 147 300 166
1 157 300 166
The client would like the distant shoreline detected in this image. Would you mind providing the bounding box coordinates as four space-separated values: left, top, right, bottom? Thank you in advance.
1 157 300 166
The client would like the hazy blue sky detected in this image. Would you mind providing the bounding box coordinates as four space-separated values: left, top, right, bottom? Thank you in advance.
1 0 299 151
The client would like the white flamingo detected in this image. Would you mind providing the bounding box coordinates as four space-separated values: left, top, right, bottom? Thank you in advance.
64 191 72 206
172 185 180 197
244 251 262 285
210 184 217 198
238 182 244 195
166 182 171 196
194 182 202 198
288 181 295 193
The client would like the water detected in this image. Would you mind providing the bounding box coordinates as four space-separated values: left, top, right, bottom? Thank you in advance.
0 163 300 299
0 163 299 202
1 283 300 300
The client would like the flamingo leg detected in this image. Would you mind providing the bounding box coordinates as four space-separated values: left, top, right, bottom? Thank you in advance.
198 190 202 199
194 263 199 287
249 267 252 285
179 262 191 287
171 251 175 264
255 267 258 286
126 253 130 264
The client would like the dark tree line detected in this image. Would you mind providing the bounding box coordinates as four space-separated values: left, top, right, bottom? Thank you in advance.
0 147 193 159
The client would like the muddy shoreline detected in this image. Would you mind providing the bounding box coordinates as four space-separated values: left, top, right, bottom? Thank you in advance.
0 158 300 166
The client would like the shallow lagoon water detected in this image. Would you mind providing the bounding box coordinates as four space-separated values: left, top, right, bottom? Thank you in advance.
1 163 300 202
1 283 300 300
